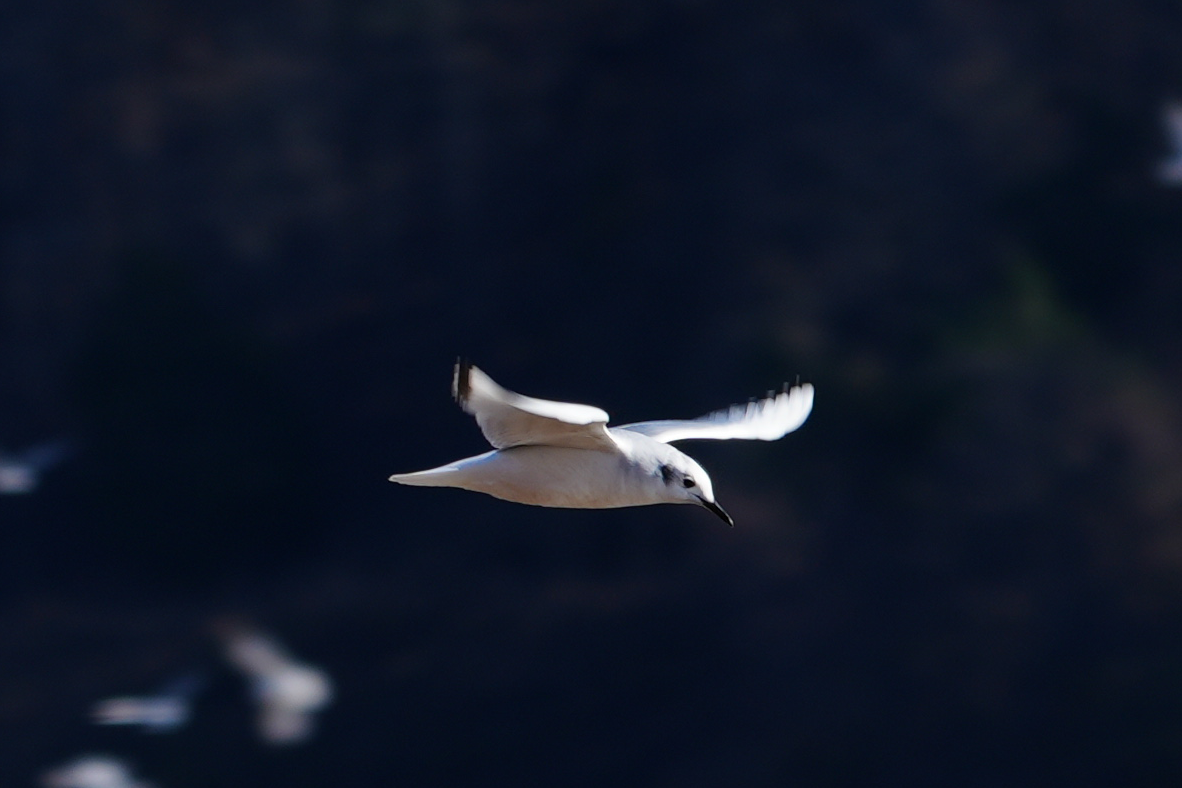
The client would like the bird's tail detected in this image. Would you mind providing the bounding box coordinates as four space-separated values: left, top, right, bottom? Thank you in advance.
388 464 468 487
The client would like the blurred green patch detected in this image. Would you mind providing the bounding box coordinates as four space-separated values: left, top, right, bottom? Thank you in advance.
949 252 1084 360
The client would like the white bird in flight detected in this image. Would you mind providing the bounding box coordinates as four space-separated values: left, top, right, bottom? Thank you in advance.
91 673 205 733
220 626 333 745
1159 100 1182 186
41 755 151 788
388 360 814 526
0 440 71 494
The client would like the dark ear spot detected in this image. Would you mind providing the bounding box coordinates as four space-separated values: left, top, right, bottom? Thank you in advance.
659 464 676 485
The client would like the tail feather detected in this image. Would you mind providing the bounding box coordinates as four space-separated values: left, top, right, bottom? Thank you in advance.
387 466 464 487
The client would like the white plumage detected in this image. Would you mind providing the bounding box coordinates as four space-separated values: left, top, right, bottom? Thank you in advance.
221 627 333 745
41 756 151 788
389 361 814 527
1158 101 1182 186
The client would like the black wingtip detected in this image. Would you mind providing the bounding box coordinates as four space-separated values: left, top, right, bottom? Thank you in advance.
453 357 472 404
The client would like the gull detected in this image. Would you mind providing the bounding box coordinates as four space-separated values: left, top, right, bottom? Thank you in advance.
41 755 152 788
1159 100 1182 186
91 673 205 733
388 360 814 526
220 625 333 745
0 440 71 494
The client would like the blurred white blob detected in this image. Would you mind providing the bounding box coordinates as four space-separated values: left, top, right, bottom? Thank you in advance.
41 755 152 788
220 625 333 745
1158 101 1182 186
0 440 72 494
91 674 204 733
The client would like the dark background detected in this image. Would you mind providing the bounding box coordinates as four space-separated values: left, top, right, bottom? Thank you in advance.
4 0 1182 785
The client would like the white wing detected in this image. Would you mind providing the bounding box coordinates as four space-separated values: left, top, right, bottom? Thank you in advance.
259 706 314 744
91 697 188 731
41 756 144 788
224 631 291 676
453 360 619 452
617 382 814 443
256 666 332 744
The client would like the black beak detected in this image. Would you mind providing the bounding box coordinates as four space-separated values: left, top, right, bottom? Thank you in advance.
698 497 734 528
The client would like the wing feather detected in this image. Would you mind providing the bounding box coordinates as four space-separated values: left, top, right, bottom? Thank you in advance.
453 360 619 452
617 382 813 443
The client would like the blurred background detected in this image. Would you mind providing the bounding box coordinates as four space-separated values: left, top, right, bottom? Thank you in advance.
4 0 1182 784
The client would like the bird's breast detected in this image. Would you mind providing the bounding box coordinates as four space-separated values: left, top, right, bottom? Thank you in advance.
455 446 655 509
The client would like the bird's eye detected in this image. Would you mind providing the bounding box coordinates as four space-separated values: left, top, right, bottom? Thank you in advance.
683 477 696 488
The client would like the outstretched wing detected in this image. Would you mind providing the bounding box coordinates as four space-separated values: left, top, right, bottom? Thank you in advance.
617 382 814 443
454 360 619 452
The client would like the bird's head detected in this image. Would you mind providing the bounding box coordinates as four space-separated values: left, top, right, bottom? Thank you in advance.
654 453 733 527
